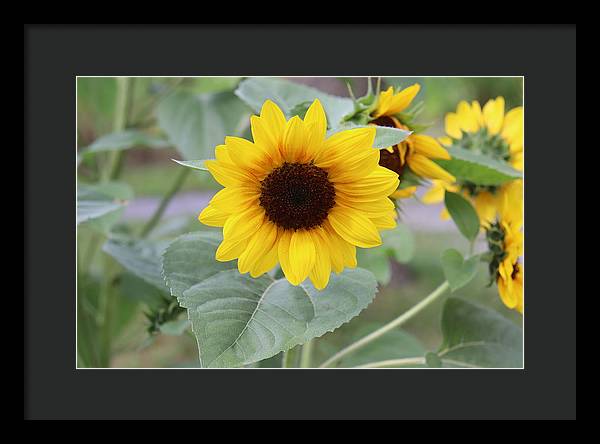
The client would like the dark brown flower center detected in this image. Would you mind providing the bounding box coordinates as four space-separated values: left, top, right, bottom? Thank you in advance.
378 146 405 176
511 262 520 280
371 116 406 176
259 162 336 230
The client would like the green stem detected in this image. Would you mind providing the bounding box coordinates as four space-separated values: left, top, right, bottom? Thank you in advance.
282 347 299 368
319 281 450 368
299 340 314 368
104 77 130 181
352 357 426 369
95 77 131 367
139 167 191 238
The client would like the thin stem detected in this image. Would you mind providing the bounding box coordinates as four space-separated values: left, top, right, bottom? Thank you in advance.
104 77 130 182
95 77 131 367
139 167 191 238
282 346 299 368
319 281 450 368
352 357 426 369
299 340 314 368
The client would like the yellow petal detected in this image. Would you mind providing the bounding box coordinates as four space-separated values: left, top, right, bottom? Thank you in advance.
205 159 257 188
328 149 380 184
407 153 455 182
373 87 395 117
282 116 309 163
370 211 398 230
438 136 453 146
198 204 230 227
502 107 523 140
421 180 446 204
334 165 399 198
471 101 484 127
472 192 498 225
386 83 421 115
249 116 283 165
315 126 376 167
303 99 327 142
335 195 395 218
215 236 249 262
238 221 278 275
391 186 417 199
411 134 451 160
483 97 505 135
224 136 271 176
209 186 259 213
323 220 356 271
288 229 316 285
456 101 480 132
308 228 331 290
278 230 300 285
260 99 286 134
251 239 280 278
222 205 264 244
445 113 463 139
328 206 382 248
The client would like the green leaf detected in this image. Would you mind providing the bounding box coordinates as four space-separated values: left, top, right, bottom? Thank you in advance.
183 77 242 94
82 130 170 154
181 268 377 368
172 159 208 171
161 231 237 299
328 124 412 149
439 298 523 368
157 91 250 160
335 323 425 368
235 77 354 127
356 223 415 285
103 237 170 292
162 231 378 368
77 182 133 228
440 249 480 292
435 147 522 186
444 191 480 241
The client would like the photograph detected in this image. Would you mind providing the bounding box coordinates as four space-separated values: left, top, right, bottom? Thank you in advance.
76 76 525 369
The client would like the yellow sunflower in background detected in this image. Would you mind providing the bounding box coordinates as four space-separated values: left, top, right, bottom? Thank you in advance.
199 99 399 290
424 97 524 224
370 84 455 199
486 180 524 313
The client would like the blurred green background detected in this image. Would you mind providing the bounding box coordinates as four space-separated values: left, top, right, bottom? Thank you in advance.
77 77 523 368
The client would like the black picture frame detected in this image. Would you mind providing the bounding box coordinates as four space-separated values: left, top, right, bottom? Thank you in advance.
25 24 576 420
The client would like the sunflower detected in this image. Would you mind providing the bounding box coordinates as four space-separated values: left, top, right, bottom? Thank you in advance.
485 180 523 313
425 97 524 224
370 84 455 199
199 99 399 290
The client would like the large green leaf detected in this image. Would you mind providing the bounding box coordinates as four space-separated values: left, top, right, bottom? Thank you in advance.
103 237 170 292
82 130 170 154
444 191 480 241
156 90 251 160
436 297 523 368
181 268 377 368
356 223 415 285
440 249 480 292
235 77 355 127
162 231 378 368
161 231 236 299
77 182 133 231
435 147 522 186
